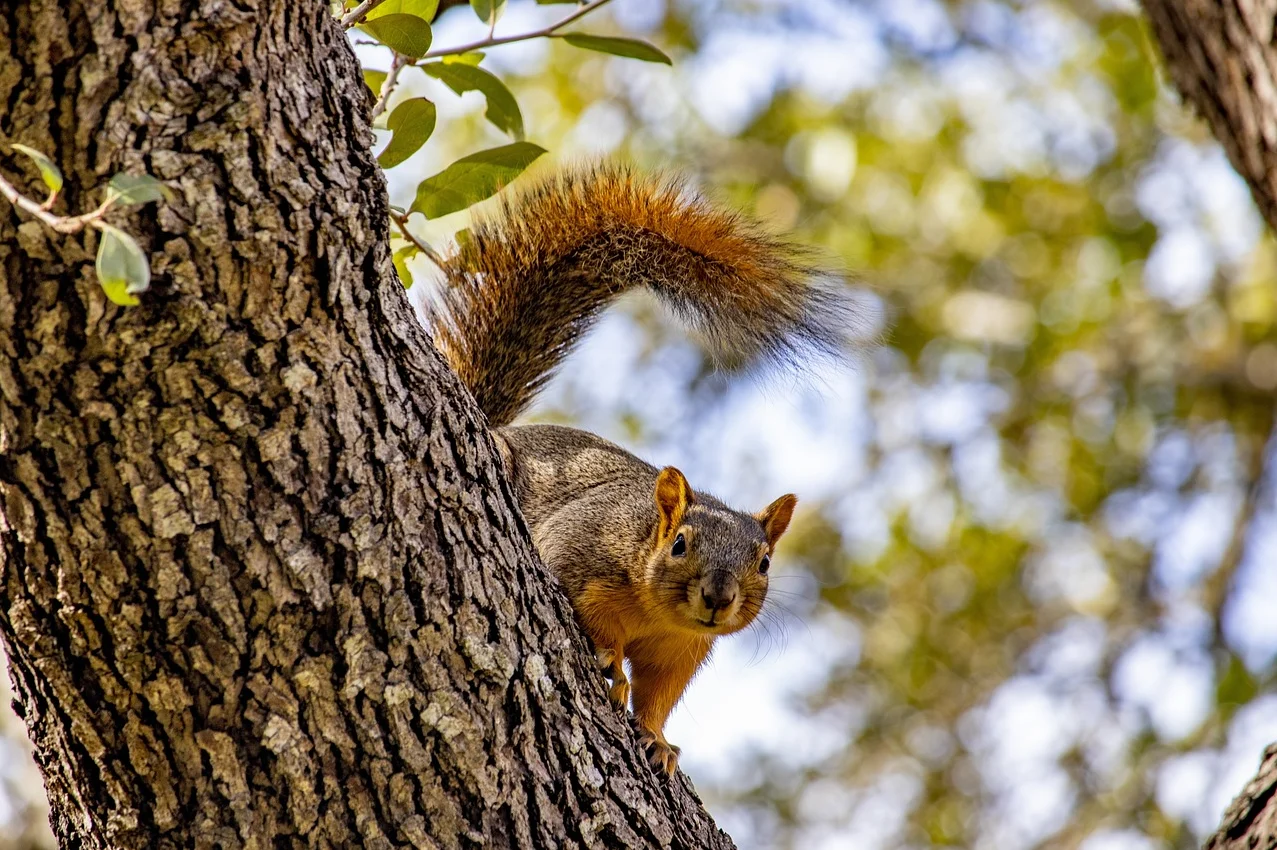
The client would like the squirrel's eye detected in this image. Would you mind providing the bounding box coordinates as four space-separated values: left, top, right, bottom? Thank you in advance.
759 555 771 575
671 534 686 557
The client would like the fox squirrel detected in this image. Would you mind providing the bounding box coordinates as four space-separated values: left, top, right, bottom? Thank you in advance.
429 164 854 776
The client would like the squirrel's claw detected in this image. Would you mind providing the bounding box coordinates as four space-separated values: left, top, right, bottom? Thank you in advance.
638 730 681 777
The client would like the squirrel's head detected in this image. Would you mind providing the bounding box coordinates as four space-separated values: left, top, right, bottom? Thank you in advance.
644 466 797 636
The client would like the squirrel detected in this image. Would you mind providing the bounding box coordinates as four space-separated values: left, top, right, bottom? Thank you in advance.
428 164 855 776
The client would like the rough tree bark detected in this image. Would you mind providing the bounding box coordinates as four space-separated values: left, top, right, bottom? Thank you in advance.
1204 744 1277 850
1139 2 1277 849
1141 0 1277 226
0 2 734 848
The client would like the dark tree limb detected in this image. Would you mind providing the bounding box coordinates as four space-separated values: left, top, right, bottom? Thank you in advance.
1204 744 1277 850
1139 2 1277 849
0 1 733 847
1140 0 1277 230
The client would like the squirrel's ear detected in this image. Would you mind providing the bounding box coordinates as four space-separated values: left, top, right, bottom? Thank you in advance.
654 467 693 540
756 494 797 548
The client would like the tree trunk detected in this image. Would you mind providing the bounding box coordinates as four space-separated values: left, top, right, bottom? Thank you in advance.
1139 2 1277 849
0 2 734 848
1140 0 1277 229
1203 744 1277 850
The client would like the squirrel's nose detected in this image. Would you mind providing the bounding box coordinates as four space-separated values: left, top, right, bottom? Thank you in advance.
700 583 737 613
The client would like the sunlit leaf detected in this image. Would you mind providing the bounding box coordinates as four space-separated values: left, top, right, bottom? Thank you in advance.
363 68 388 95
393 244 418 289
423 62 524 139
442 51 485 65
107 173 172 206
559 33 672 64
95 224 150 305
359 14 432 58
10 143 63 195
378 98 437 168
100 279 141 307
365 0 438 21
410 142 545 219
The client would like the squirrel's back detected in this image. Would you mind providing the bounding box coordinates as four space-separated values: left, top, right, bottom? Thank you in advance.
429 164 860 426
498 425 657 593
499 424 657 528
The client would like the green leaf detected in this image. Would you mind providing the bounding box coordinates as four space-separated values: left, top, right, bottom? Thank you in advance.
559 33 672 64
411 142 546 219
442 51 485 65
366 0 438 21
393 244 418 289
359 14 433 58
422 62 524 139
95 224 150 306
10 144 63 195
470 0 505 26
106 173 172 206
363 69 388 95
378 98 437 168
454 227 473 251
1217 654 1258 706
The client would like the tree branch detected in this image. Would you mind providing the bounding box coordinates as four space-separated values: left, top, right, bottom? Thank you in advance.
420 0 614 59
1138 7 1277 850
370 51 408 120
390 208 444 267
1140 0 1277 231
0 171 114 234
1205 744 1277 850
341 0 389 28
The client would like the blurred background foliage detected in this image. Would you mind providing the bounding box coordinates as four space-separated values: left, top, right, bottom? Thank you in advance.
5 0 1277 848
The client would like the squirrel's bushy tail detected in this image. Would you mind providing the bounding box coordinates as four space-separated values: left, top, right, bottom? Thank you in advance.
430 164 861 427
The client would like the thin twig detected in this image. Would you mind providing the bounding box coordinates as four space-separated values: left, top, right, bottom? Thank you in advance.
419 0 615 59
390 208 444 267
341 0 390 29
371 52 409 121
0 172 114 234
1203 420 1272 647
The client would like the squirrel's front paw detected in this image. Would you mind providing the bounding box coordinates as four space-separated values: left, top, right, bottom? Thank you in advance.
638 730 681 777
594 647 618 673
607 678 631 709
594 647 630 709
